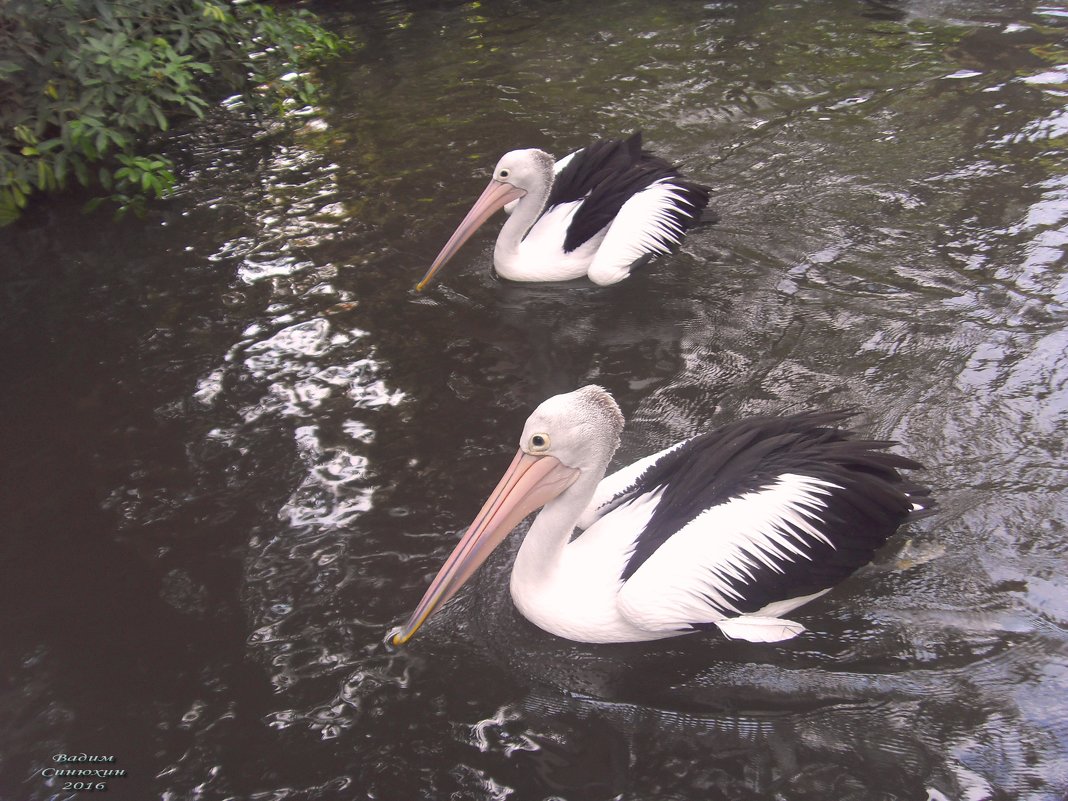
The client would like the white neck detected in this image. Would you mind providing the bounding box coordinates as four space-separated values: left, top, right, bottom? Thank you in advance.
493 176 552 265
508 465 668 643
510 469 599 594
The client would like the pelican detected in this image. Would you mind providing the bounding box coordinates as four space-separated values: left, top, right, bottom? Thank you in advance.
391 386 934 646
415 132 713 290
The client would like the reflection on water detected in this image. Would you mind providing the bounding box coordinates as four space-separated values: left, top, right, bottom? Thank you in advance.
1 0 1067 799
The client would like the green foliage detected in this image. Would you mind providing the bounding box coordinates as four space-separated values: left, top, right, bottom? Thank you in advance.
0 0 345 224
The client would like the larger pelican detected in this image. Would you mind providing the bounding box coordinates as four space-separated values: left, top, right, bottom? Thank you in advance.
415 132 713 290
392 386 933 645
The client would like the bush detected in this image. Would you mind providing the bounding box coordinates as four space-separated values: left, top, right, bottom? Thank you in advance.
0 0 345 224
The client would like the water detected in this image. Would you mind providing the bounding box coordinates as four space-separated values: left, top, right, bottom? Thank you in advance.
2 0 1066 798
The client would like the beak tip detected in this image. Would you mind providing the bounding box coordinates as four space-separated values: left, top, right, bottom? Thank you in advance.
385 625 408 649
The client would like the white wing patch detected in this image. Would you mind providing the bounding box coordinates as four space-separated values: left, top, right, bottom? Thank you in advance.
617 474 840 635
553 149 580 174
576 439 693 530
587 179 703 286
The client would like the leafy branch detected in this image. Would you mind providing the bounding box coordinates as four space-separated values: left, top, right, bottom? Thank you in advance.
0 0 345 224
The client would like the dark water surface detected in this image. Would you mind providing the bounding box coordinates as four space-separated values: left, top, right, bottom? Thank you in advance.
3 0 1067 798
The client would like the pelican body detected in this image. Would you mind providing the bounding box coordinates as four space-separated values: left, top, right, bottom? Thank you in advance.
416 132 712 290
392 387 933 646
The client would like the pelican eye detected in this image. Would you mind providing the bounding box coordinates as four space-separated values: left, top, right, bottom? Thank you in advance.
529 433 550 452
498 168 510 179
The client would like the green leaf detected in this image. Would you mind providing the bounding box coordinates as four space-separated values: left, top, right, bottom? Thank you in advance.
151 105 169 130
54 154 68 185
0 0 344 221
13 125 38 145
0 206 22 226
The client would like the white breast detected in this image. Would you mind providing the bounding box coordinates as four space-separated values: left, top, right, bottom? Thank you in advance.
494 200 603 282
509 494 678 642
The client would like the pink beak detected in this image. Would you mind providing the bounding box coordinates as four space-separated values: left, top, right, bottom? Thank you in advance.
391 450 578 645
415 179 527 291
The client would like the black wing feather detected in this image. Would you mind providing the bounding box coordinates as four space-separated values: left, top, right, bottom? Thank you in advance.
543 132 712 254
615 411 933 614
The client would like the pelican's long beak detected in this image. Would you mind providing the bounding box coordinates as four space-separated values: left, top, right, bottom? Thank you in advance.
415 179 527 291
391 450 578 645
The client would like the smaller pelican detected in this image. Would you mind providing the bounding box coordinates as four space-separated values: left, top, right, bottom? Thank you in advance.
392 386 933 646
415 132 713 290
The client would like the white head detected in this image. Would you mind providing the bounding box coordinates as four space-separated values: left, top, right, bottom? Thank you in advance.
492 148 555 196
390 385 625 646
519 385 624 476
416 148 556 291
